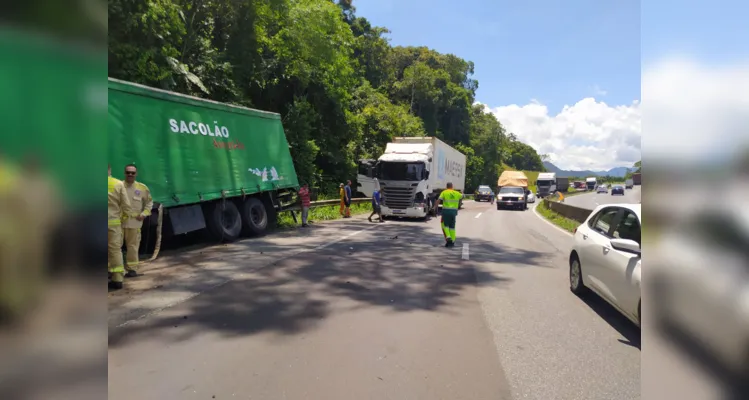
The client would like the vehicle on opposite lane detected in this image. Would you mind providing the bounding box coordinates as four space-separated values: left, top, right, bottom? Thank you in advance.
496 186 528 211
527 191 536 203
569 203 642 327
612 185 625 195
474 185 494 202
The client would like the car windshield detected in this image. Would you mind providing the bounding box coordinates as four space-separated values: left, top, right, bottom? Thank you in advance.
377 161 425 181
478 186 491 192
499 187 524 194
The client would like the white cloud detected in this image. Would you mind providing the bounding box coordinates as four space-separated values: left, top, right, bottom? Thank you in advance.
478 98 641 171
643 57 749 164
591 85 608 97
477 57 749 171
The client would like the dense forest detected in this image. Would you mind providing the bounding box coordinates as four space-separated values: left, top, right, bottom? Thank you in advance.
109 0 545 194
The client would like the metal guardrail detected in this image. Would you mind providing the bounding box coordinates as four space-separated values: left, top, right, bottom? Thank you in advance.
280 197 372 212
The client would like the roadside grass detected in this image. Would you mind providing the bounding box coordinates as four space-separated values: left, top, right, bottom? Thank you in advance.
277 202 373 228
536 200 580 233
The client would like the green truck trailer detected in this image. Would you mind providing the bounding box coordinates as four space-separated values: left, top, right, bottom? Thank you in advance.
108 78 300 242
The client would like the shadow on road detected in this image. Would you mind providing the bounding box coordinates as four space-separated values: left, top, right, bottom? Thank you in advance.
109 219 543 348
577 292 640 349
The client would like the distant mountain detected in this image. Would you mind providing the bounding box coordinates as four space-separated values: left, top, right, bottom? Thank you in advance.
543 162 630 178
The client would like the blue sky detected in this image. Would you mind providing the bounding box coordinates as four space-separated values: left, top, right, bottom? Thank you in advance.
642 0 749 65
353 0 641 113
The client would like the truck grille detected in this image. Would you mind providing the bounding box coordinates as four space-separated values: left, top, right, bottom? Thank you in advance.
382 186 415 209
501 197 520 201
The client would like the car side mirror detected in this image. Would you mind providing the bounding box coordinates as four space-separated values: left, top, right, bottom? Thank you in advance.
610 238 640 255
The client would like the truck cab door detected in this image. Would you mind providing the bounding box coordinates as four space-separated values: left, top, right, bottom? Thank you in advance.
357 159 377 197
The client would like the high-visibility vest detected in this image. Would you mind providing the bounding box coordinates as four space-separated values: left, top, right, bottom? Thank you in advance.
108 176 131 226
439 189 463 209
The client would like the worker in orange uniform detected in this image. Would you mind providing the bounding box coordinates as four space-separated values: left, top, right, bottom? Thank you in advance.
338 183 345 216
122 164 153 278
108 164 132 290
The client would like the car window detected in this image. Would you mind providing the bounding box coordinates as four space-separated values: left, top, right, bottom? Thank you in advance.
613 211 641 245
589 208 619 236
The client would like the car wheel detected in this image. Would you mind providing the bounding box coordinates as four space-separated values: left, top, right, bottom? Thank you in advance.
569 253 589 296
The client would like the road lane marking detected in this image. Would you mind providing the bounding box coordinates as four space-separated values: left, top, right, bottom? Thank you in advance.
532 203 573 237
114 223 381 329
475 212 482 219
462 243 469 260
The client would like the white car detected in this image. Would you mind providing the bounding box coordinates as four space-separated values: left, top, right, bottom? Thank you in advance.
651 208 749 377
569 204 642 327
596 185 608 194
527 191 536 203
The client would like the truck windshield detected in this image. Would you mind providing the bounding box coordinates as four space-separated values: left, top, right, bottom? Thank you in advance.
537 180 553 186
378 162 425 181
499 187 524 194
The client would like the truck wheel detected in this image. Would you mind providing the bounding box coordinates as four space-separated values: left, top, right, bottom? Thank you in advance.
241 197 269 236
205 201 242 242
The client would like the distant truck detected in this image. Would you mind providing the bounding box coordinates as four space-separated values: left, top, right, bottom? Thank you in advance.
108 78 300 243
632 172 642 185
535 172 557 197
556 177 570 193
573 181 586 190
586 177 597 191
496 171 529 211
625 179 634 189
357 137 466 218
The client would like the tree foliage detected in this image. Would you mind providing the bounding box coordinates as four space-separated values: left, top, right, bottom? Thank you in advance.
108 0 546 193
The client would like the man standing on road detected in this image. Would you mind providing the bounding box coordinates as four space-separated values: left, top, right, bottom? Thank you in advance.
368 179 383 223
438 182 462 247
108 164 132 290
122 164 153 278
298 183 311 227
344 180 352 218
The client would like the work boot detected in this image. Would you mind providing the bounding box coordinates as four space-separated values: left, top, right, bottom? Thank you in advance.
125 270 139 278
108 281 123 291
445 239 453 248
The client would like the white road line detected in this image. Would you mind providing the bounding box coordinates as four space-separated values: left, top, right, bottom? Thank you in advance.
115 223 381 328
461 243 470 260
475 212 482 219
532 202 573 237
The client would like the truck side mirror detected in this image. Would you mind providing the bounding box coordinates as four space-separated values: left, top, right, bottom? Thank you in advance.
424 171 429 179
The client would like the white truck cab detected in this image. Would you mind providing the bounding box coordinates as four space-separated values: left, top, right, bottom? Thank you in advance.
357 137 466 218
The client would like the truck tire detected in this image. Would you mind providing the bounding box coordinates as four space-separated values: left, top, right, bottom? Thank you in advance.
241 197 269 236
205 201 242 242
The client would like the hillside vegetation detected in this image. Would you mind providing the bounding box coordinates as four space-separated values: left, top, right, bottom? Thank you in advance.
108 0 545 195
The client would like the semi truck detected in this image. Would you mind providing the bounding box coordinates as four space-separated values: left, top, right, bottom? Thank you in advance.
535 172 557 197
556 177 570 193
357 137 466 218
586 177 597 191
108 78 300 243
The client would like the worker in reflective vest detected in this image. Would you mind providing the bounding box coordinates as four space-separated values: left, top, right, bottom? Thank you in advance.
438 182 463 248
108 164 132 290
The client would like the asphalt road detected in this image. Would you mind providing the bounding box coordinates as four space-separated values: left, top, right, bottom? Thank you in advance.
562 186 642 211
108 201 641 400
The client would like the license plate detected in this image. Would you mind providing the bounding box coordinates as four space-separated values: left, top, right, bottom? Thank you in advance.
392 209 404 214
